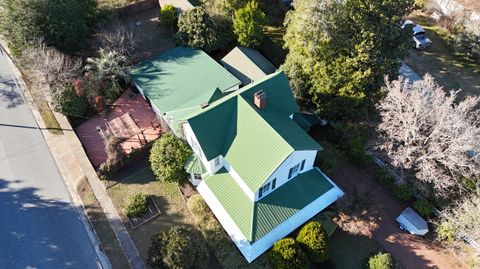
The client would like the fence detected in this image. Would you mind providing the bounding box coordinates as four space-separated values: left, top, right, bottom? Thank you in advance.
369 153 480 253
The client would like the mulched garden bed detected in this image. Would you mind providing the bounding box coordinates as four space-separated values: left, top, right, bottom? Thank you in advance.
127 196 161 229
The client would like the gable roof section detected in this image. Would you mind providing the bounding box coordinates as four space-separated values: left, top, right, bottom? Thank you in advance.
128 47 240 114
221 46 276 85
204 168 335 242
187 71 320 191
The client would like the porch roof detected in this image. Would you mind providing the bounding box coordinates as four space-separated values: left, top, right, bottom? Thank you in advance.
184 154 207 175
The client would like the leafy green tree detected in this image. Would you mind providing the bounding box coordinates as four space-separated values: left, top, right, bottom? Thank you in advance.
150 134 192 183
159 4 177 27
124 193 149 218
0 0 97 54
176 7 233 52
269 238 309 269
233 0 267 48
296 221 329 263
281 0 413 120
148 225 209 269
367 252 395 269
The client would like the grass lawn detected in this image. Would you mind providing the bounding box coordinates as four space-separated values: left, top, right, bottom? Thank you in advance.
260 26 287 67
77 178 130 269
107 160 193 262
329 230 381 269
404 12 480 99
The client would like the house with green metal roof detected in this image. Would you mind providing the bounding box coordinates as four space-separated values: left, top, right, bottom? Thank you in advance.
178 71 344 262
128 47 241 135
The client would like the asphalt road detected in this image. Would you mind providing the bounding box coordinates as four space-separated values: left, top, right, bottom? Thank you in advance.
0 47 99 268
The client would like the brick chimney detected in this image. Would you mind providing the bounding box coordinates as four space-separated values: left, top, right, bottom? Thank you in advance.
254 90 266 110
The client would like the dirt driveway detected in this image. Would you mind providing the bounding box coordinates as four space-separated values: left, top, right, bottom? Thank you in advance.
330 164 467 269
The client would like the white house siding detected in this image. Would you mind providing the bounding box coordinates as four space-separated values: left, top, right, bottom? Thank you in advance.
197 168 345 263
183 122 212 172
254 150 317 201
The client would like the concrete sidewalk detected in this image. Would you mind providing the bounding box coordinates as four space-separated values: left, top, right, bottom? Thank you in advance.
1 41 145 269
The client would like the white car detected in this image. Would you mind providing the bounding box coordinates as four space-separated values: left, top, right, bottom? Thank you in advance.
402 20 432 49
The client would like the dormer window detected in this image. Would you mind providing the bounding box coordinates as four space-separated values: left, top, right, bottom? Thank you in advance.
288 163 300 179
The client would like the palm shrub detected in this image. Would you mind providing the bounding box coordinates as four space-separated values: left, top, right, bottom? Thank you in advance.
148 225 209 269
124 193 149 218
269 238 309 269
84 49 129 101
367 252 395 269
150 133 192 183
296 221 329 263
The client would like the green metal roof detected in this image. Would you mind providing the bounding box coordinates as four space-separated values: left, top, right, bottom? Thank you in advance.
187 71 321 191
128 47 241 114
184 154 207 174
204 168 335 242
292 112 321 131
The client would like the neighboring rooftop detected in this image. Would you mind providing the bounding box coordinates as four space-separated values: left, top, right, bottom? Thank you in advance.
221 46 277 85
129 47 241 115
204 168 335 242
187 71 321 192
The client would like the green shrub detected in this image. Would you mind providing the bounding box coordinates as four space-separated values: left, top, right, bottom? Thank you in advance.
435 221 455 242
148 225 209 269
392 182 413 202
159 4 177 27
335 122 371 165
367 252 395 269
412 199 433 218
124 193 149 218
450 27 480 61
462 176 478 192
52 82 88 118
269 238 309 269
375 167 395 187
296 221 329 263
150 133 192 184
414 0 426 10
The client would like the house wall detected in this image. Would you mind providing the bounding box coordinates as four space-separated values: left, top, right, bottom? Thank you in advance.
197 168 345 263
183 122 212 171
254 150 317 201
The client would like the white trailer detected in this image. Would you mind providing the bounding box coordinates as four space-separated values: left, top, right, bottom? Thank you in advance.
396 207 429 236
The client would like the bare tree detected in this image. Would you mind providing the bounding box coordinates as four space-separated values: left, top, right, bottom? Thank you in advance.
94 19 138 58
438 194 480 243
376 74 480 196
19 42 81 87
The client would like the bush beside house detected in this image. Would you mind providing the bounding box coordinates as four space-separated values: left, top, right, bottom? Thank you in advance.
269 238 309 269
296 221 329 263
147 225 209 269
149 133 192 183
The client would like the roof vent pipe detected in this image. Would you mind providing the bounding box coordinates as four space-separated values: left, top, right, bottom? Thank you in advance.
254 90 266 110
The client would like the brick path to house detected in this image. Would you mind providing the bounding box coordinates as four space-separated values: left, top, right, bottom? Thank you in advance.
1 42 146 269
331 163 467 269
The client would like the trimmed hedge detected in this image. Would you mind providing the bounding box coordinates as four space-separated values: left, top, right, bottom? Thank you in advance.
147 225 209 269
296 221 329 263
367 252 395 269
124 193 149 218
269 238 309 269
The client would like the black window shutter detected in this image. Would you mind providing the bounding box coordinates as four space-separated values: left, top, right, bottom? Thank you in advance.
288 168 293 179
272 179 277 189
300 160 306 171
259 188 263 198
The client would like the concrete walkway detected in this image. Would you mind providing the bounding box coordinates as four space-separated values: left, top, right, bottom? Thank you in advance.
1 42 145 269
